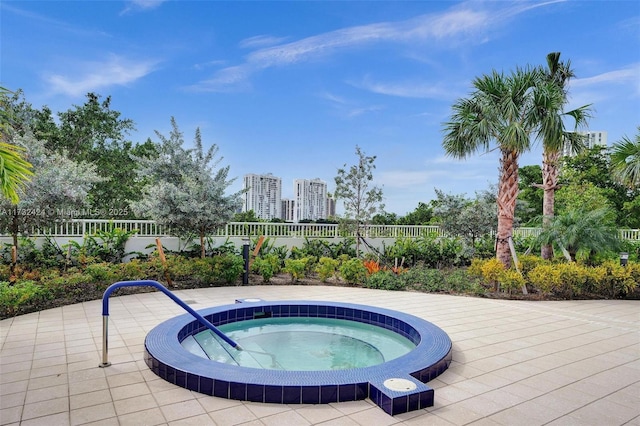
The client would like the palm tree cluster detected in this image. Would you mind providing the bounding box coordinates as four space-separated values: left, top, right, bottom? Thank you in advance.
443 52 591 268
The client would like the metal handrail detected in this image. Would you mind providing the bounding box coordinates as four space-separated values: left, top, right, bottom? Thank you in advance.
99 280 240 368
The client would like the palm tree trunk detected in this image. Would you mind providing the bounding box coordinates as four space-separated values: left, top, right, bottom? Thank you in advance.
541 149 560 260
496 149 519 269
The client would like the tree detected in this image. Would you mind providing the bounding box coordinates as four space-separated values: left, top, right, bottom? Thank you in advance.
443 66 551 268
132 118 243 258
536 208 620 263
561 146 639 227
29 93 156 217
397 202 433 225
0 143 33 204
0 87 34 204
517 165 543 225
432 189 497 246
0 133 103 249
536 52 591 260
372 211 398 225
233 210 260 222
610 127 640 190
334 145 384 256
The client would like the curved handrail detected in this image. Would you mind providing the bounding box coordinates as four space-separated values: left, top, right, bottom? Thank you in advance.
100 280 240 367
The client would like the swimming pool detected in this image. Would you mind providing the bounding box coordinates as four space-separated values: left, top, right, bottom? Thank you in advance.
144 299 452 416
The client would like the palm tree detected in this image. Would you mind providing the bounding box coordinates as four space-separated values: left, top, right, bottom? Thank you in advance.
0 142 33 204
536 208 620 263
610 127 640 190
443 67 550 269
1 87 33 204
536 52 592 260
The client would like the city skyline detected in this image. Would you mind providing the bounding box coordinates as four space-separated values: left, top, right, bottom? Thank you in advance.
2 1 638 215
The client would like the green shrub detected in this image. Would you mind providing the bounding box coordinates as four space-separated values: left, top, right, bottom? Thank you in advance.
338 258 368 285
0 281 51 317
498 269 526 294
366 270 404 290
252 254 281 283
211 254 244 284
284 258 309 282
597 260 637 297
315 257 339 282
527 264 562 296
85 263 117 283
401 268 446 292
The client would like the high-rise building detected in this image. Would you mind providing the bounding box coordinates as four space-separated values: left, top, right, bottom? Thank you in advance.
564 131 608 157
325 195 336 218
281 198 295 222
294 178 327 222
242 173 282 220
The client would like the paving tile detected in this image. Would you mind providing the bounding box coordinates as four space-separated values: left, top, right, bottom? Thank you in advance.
21 397 69 421
160 399 206 422
117 407 166 426
69 402 116 426
113 394 158 416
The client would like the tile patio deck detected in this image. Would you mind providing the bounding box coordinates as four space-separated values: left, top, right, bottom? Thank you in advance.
1 285 638 425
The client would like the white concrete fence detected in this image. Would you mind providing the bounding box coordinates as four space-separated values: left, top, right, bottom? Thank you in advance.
1 220 638 259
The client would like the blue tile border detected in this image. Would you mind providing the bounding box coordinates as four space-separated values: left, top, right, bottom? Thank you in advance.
144 300 452 415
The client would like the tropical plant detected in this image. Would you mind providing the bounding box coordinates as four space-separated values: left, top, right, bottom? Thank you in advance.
610 127 640 190
536 208 621 263
536 52 592 260
442 66 551 269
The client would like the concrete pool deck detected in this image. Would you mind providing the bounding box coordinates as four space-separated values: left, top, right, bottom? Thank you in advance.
1 285 638 425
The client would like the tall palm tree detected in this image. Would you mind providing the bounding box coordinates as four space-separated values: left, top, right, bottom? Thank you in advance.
443 67 549 269
537 52 592 260
610 127 640 190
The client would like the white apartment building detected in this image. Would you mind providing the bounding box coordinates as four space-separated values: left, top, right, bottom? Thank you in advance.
242 173 282 220
563 131 608 157
281 198 295 222
294 178 327 222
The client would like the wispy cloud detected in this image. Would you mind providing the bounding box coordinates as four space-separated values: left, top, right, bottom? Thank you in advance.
121 0 168 15
189 1 560 93
351 76 453 100
239 35 289 49
319 91 384 118
44 55 158 97
2 2 111 37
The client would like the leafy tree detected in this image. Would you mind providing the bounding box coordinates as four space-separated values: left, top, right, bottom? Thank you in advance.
0 134 103 249
536 208 620 263
610 127 640 190
517 165 543 225
443 66 555 268
561 146 639 227
397 202 434 225
536 52 591 260
432 189 497 246
232 210 261 222
132 118 243 258
27 93 156 217
334 145 384 256
372 211 398 225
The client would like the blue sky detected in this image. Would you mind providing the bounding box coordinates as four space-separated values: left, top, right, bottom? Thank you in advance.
2 1 639 216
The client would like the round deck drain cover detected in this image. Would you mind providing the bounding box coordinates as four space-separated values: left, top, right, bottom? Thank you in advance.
383 378 417 392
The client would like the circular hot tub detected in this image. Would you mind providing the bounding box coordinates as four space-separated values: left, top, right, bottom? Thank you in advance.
144 300 452 416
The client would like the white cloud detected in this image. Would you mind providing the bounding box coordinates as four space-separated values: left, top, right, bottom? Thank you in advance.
44 55 157 97
239 35 289 49
351 76 452 100
121 0 168 15
190 1 555 92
